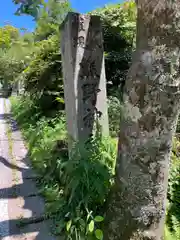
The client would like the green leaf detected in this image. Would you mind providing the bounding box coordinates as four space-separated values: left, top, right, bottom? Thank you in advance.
88 220 94 233
66 220 72 232
95 229 103 240
55 97 64 104
94 216 104 222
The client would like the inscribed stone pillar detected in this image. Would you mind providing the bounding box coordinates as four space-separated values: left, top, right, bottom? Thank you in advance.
61 12 109 147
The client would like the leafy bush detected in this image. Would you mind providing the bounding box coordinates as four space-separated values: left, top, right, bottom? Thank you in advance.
11 93 180 240
164 225 177 240
50 136 116 239
0 25 19 49
107 96 122 137
20 35 64 116
11 96 117 240
0 48 27 89
9 1 180 240
10 95 42 128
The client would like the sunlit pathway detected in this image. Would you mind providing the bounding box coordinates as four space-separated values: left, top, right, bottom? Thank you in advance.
0 97 11 238
0 97 56 240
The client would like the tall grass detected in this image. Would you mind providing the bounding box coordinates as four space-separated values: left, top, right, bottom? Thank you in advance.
11 96 117 239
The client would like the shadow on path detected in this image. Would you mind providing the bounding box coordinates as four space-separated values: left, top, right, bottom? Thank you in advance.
0 154 55 240
0 113 19 132
0 156 24 172
0 103 56 239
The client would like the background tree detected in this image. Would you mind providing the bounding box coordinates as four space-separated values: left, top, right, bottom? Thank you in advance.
104 0 180 239
91 2 136 98
13 0 43 19
0 25 19 49
34 0 71 40
0 24 35 92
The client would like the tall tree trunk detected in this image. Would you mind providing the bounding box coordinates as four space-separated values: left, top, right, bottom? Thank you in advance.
104 1 180 239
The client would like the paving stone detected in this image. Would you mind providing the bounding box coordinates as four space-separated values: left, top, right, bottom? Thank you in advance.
0 98 57 240
7 179 39 198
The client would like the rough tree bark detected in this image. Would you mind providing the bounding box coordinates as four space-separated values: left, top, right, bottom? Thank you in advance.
104 1 180 239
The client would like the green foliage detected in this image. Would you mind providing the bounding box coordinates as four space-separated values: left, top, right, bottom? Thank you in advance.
0 0 71 100
0 24 36 93
11 95 117 240
15 1 136 121
7 1 179 240
0 25 19 49
92 1 136 43
6 0 71 112
164 226 177 240
34 0 71 40
166 138 180 239
13 0 44 19
108 96 122 137
0 25 21 87
11 93 179 240
0 51 25 85
2 1 137 109
20 35 64 115
91 1 136 96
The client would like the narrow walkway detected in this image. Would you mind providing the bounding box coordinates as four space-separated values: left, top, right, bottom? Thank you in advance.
0 97 56 240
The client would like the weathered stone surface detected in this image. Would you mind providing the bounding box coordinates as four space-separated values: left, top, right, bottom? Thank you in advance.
61 12 109 147
104 1 180 240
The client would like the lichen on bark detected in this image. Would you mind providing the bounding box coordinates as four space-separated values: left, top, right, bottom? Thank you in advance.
104 1 180 239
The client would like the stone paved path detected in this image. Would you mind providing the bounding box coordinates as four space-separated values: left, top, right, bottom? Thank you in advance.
0 97 56 240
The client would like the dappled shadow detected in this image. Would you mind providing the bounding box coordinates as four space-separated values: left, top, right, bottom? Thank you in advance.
0 113 11 120
0 154 55 240
0 113 19 132
3 105 19 132
0 94 9 99
0 156 25 172
8 117 19 132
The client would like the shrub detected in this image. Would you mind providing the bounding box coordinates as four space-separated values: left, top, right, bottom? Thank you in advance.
107 96 122 137
11 96 117 240
18 35 64 117
11 95 180 239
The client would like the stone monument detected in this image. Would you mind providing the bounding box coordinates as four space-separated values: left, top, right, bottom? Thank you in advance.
61 12 109 148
